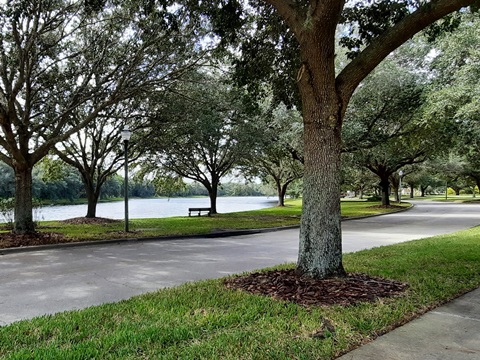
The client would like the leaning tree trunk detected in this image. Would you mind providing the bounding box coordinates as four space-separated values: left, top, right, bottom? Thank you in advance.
275 178 289 207
13 164 36 234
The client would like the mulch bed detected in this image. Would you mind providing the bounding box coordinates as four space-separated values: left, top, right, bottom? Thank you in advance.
61 217 120 225
0 217 120 249
224 269 408 307
0 231 67 249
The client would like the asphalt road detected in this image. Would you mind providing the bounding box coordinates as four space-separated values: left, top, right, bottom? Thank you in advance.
1 200 480 326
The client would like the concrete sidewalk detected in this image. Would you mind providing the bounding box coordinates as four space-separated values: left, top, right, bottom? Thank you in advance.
339 287 480 360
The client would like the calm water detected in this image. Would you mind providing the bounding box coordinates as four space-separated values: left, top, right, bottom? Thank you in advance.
36 196 278 221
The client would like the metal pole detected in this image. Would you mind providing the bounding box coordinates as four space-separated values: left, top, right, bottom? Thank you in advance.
398 170 403 204
399 176 402 203
124 139 129 232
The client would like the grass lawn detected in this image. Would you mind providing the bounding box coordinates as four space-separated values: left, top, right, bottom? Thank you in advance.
1 226 479 359
30 199 410 244
411 194 480 203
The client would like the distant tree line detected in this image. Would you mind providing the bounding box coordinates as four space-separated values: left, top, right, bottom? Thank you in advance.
0 162 274 204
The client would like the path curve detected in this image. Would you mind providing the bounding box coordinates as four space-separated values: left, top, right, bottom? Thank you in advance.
1 200 479 326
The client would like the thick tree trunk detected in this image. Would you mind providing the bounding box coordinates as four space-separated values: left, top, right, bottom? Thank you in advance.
297 116 345 279
81 174 100 218
380 179 391 206
85 187 100 218
295 13 346 279
13 165 35 234
359 189 363 199
421 186 427 197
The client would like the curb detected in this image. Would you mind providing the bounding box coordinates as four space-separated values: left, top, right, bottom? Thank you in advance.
0 203 413 255
0 225 301 255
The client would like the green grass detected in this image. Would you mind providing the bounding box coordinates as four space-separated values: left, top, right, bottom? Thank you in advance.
33 200 410 243
1 226 479 359
409 194 480 203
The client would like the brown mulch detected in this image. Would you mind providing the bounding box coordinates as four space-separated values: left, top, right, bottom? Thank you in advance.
61 217 120 225
0 217 121 249
0 231 67 249
224 269 408 307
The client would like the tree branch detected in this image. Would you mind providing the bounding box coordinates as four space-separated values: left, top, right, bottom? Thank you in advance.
336 0 476 102
262 0 305 40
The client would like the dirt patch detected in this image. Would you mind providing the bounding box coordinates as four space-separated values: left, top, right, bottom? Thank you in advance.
0 232 68 249
61 217 120 225
224 269 408 307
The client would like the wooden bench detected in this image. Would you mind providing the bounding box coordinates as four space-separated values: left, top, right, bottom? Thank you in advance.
188 207 211 217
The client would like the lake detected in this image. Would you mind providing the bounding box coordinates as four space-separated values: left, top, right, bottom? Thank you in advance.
35 196 279 221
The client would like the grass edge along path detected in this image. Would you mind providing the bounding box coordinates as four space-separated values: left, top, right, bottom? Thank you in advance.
31 200 411 244
1 225 479 359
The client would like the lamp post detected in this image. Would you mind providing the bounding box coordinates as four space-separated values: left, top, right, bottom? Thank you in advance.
121 126 132 232
398 170 404 203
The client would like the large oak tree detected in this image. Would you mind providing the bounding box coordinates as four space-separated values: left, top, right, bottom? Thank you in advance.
202 0 478 278
138 71 256 214
0 0 207 232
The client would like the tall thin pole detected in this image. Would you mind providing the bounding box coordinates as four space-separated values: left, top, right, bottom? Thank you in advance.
398 176 402 203
398 170 403 204
124 139 129 232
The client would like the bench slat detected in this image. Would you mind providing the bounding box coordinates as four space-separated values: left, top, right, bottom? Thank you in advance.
188 207 211 217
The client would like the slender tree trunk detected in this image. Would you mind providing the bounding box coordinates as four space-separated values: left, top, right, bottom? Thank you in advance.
208 181 218 214
380 178 391 206
13 164 35 234
276 179 285 207
410 184 414 198
359 189 363 199
275 178 291 207
393 184 399 202
281 183 289 205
